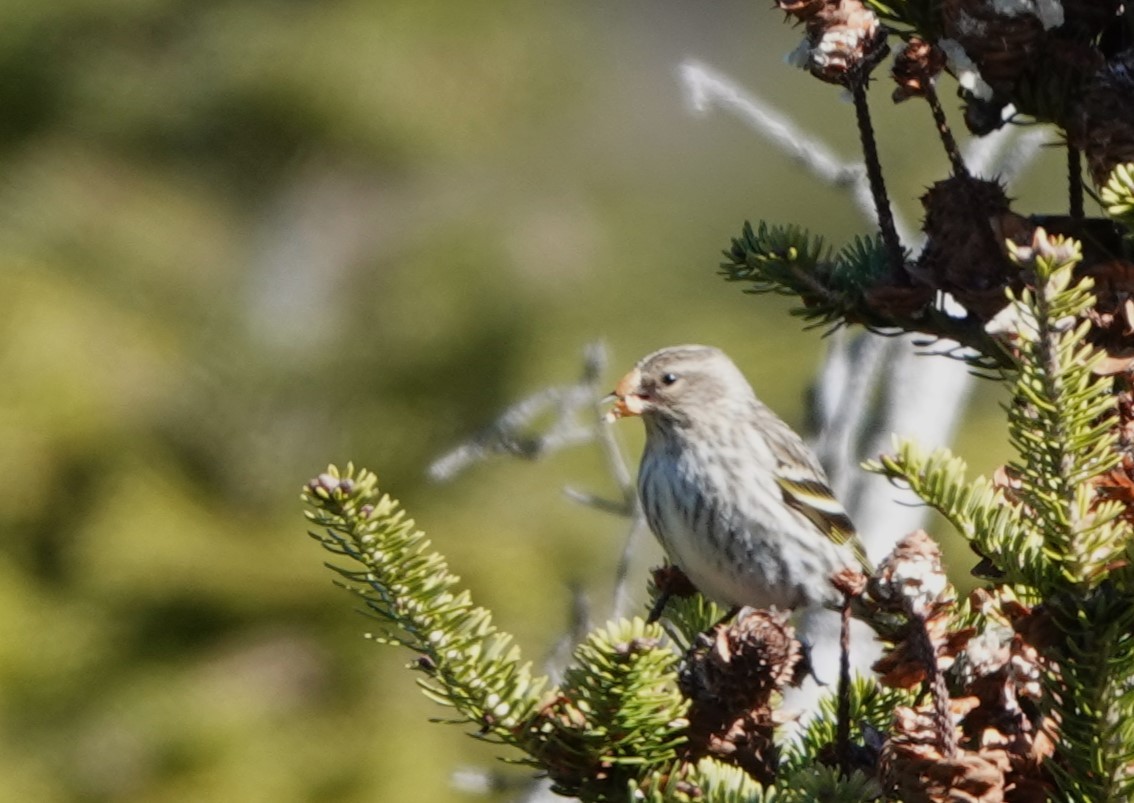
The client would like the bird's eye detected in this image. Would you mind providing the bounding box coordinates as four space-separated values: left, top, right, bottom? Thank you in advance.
660 372 679 386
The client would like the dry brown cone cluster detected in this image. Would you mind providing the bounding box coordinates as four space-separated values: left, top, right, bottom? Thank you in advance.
1072 48 1134 186
1089 385 1134 535
948 589 1056 803
1097 372 1134 526
677 609 807 785
775 0 889 86
897 187 1134 350
1061 0 1126 40
864 532 1055 802
895 201 1134 386
937 0 1120 133
1082 259 1134 375
775 0 1134 357
865 530 960 686
914 176 1034 321
891 37 946 103
942 0 1045 96
885 705 1009 803
650 563 700 600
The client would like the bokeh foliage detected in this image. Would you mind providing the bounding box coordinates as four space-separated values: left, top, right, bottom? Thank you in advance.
0 1 1024 801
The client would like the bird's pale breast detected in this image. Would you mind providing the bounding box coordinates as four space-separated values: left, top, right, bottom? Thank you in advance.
638 422 849 609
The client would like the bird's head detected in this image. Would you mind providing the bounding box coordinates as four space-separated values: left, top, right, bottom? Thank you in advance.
605 345 753 426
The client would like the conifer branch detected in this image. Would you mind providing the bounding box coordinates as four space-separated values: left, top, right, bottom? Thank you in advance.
999 231 1125 592
849 79 906 281
1101 162 1134 232
303 467 546 738
302 466 695 801
866 440 1035 585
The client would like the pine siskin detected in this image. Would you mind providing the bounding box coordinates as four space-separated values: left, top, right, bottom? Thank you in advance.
607 344 869 611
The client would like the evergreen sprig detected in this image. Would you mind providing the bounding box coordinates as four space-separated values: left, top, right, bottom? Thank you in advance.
869 232 1129 594
1003 233 1125 593
302 230 1134 799
1003 236 1134 801
637 758 779 803
867 230 1134 801
719 220 1010 366
720 222 899 331
302 465 545 740
781 675 910 776
719 221 843 329
303 466 712 801
637 752 878 803
646 572 726 654
867 440 1036 588
526 618 689 799
1101 162 1134 233
1048 582 1134 801
831 233 893 298
779 766 880 803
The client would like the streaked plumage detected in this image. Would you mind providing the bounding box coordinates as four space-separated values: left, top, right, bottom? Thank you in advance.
608 344 869 610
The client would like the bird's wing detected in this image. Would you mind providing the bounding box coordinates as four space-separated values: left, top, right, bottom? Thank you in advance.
774 463 871 572
752 400 871 571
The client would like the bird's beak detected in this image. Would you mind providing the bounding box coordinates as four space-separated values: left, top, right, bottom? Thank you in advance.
604 368 646 422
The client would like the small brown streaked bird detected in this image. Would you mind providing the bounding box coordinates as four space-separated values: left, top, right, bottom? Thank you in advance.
607 344 869 612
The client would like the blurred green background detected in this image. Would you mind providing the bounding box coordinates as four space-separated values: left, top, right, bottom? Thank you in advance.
1 1 1069 800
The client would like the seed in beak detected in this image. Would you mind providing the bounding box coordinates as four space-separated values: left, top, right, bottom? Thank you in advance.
604 368 646 422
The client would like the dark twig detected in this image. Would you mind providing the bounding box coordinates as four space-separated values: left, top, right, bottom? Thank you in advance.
836 593 854 777
926 85 968 179
830 567 867 776
646 589 672 624
850 79 905 281
1068 144 1084 221
913 612 957 757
